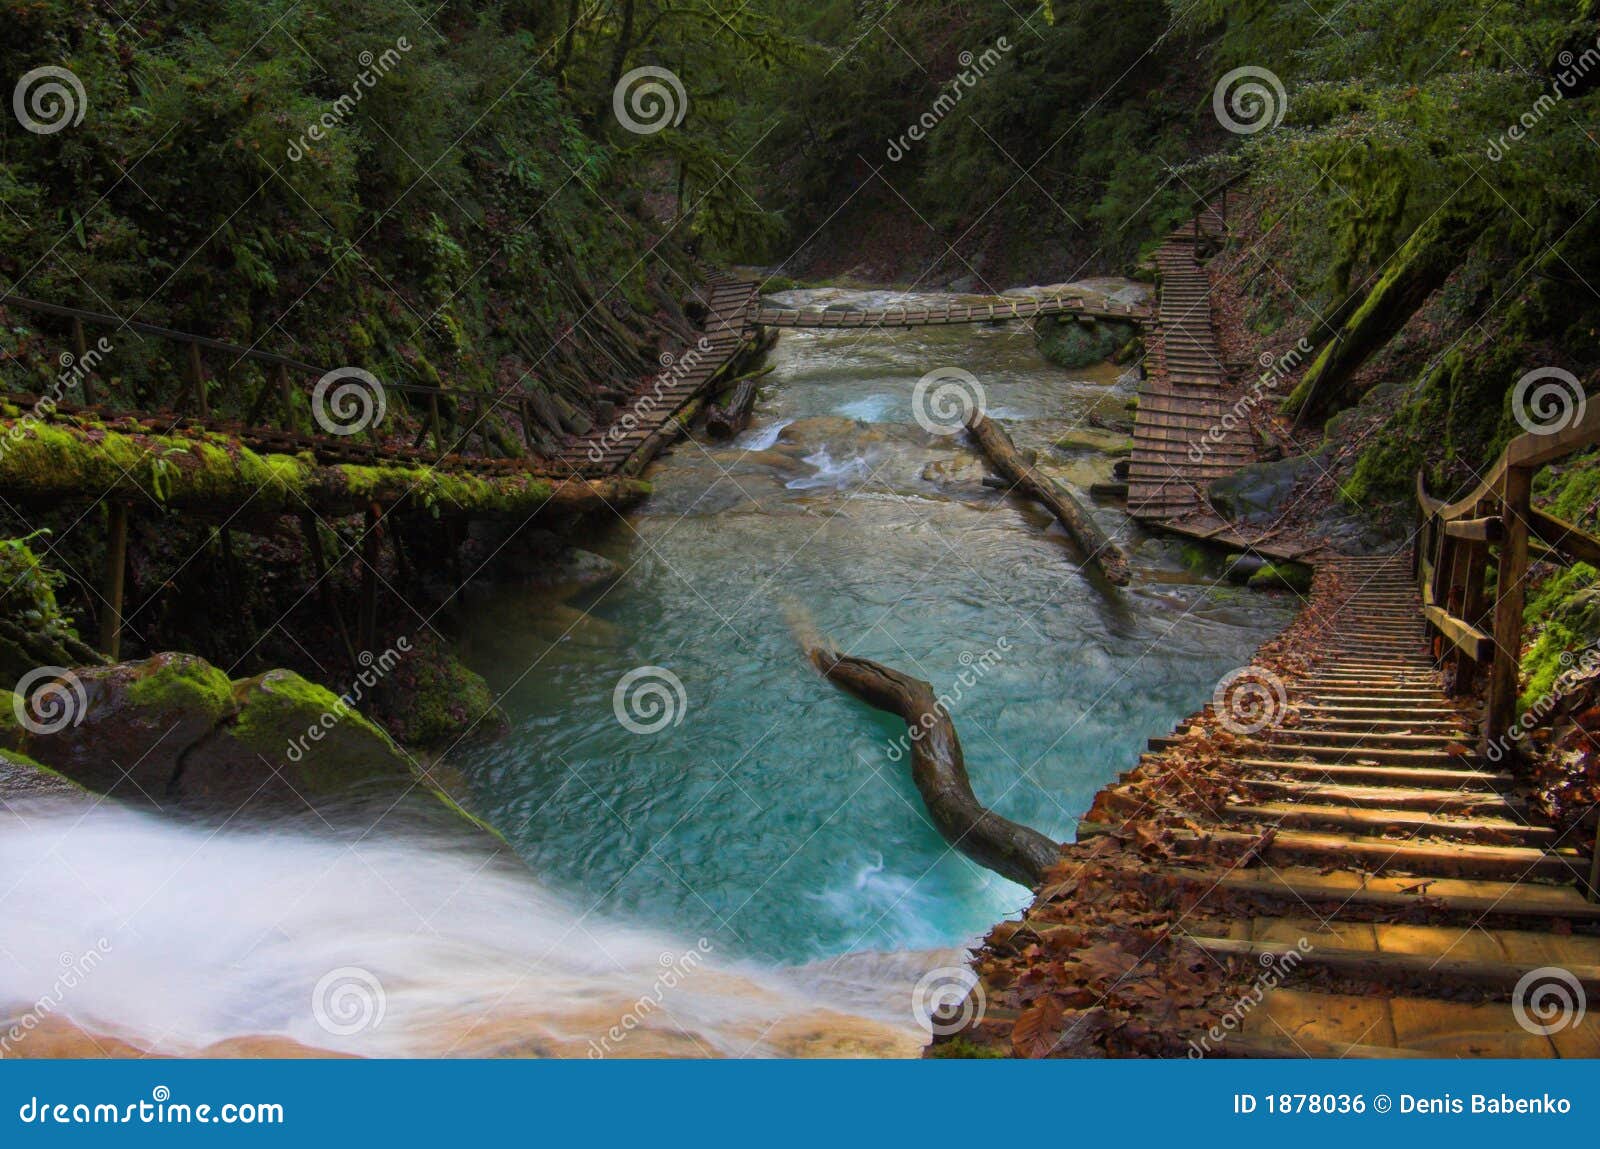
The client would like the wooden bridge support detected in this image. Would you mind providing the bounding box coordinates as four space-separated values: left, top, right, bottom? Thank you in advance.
99 503 128 660
358 505 382 658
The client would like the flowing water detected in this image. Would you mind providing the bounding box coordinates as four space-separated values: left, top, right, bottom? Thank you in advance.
0 289 1295 1057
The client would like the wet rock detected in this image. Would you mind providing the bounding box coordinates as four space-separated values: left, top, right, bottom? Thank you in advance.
1248 561 1314 593
2 653 492 834
1224 553 1268 584
0 747 89 801
1035 315 1140 370
4 653 234 798
1053 429 1133 457
1207 454 1321 524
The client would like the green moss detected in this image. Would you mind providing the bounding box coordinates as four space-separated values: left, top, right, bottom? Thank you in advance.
1520 562 1600 710
924 1036 1007 1059
1248 561 1314 594
125 656 235 721
1035 315 1138 370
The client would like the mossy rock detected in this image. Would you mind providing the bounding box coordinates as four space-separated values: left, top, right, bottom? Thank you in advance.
4 653 494 836
0 746 90 802
1053 429 1134 457
1035 315 1139 370
1224 553 1268 584
1248 562 1314 593
4 653 234 798
1208 455 1321 525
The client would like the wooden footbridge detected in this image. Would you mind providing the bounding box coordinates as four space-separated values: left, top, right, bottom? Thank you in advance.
945 398 1600 1058
751 293 1150 330
1122 182 1319 563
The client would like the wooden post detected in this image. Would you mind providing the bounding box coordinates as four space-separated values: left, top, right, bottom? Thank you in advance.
71 317 94 406
276 363 296 431
298 512 358 671
429 392 445 457
1455 540 1489 696
99 503 128 660
185 343 208 418
358 505 381 657
1485 464 1532 750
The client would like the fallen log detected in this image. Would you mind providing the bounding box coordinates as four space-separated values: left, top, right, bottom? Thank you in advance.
705 365 775 439
807 644 1060 888
966 412 1130 585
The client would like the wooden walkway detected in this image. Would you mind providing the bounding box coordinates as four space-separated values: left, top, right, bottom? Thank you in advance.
1126 205 1317 561
751 295 1150 329
551 277 758 477
952 552 1600 1058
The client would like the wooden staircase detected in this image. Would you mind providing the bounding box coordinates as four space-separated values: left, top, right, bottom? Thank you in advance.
1161 553 1598 1057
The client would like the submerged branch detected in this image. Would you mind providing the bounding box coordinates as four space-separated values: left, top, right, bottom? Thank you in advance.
806 643 1060 888
966 412 1130 586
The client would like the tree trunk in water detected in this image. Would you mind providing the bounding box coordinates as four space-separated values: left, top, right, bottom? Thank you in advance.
705 366 774 438
966 412 1130 586
1285 207 1488 425
806 644 1060 888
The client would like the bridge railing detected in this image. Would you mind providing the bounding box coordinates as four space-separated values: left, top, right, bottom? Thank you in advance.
1415 404 1600 749
0 292 543 466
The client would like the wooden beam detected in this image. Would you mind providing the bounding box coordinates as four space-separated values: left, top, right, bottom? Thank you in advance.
99 503 128 660
1444 515 1504 543
1486 465 1533 747
1531 507 1600 568
1423 603 1494 663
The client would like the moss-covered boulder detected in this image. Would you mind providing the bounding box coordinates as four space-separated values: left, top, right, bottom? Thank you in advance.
1035 315 1139 370
0 747 90 801
1248 562 1314 594
2 652 492 833
3 653 233 798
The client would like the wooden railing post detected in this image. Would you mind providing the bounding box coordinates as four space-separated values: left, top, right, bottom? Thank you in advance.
70 317 95 406
99 503 128 660
185 343 208 418
275 363 296 431
1485 464 1533 749
1455 541 1489 695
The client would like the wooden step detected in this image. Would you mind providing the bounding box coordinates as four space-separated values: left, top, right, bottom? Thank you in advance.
1241 777 1524 814
1169 864 1600 921
1188 827 1584 882
1230 757 1509 789
1220 801 1555 845
1237 739 1477 767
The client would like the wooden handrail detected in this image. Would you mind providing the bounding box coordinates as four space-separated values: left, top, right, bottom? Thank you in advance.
1415 397 1600 755
0 291 556 464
